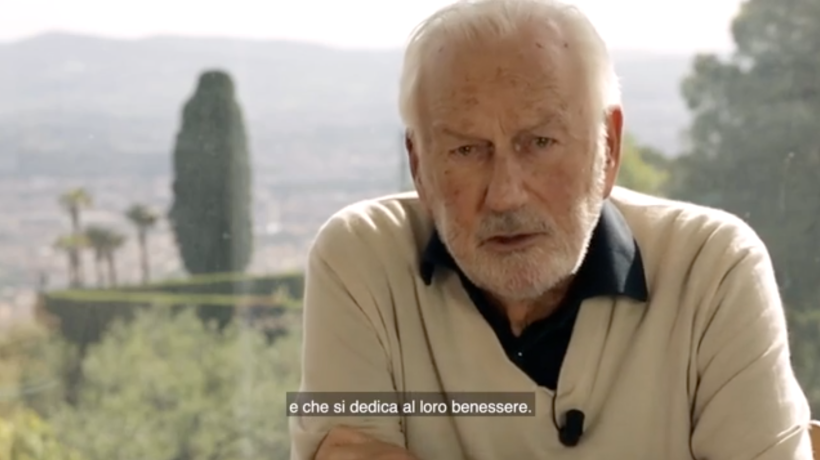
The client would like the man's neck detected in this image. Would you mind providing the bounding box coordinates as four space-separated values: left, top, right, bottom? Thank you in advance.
488 277 575 336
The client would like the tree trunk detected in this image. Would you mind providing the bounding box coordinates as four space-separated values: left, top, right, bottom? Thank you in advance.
95 253 105 287
69 208 80 234
66 251 77 287
70 208 85 286
106 253 118 287
75 250 85 287
69 248 82 287
139 230 150 284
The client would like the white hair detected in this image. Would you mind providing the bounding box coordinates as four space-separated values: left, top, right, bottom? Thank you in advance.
398 0 621 131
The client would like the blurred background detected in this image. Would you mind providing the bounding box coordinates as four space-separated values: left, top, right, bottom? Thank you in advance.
1 0 818 458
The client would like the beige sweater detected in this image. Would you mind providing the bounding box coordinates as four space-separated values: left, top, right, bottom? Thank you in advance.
289 187 812 460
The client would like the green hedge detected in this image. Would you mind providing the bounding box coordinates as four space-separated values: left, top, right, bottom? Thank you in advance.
114 271 304 298
41 272 304 348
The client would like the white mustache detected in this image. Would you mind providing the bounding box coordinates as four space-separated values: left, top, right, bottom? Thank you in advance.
476 211 553 239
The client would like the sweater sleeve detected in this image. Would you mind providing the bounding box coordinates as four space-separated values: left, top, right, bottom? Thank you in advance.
690 231 813 460
288 215 406 460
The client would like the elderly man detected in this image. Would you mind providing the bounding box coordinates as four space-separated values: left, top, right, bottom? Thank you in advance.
289 0 813 459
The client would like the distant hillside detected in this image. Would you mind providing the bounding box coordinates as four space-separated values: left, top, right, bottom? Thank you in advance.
0 33 695 180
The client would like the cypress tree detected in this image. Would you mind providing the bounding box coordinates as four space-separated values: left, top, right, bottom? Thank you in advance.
169 70 253 277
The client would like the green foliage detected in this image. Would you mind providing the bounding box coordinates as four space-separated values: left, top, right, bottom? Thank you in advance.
670 0 820 304
42 272 304 349
116 271 305 299
0 408 83 460
44 306 300 460
0 322 64 416
169 70 254 276
0 317 81 412
616 134 671 196
669 0 820 410
124 205 158 231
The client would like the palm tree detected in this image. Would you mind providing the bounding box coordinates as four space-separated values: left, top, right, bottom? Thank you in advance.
83 226 125 287
59 188 93 286
125 204 159 284
53 234 88 288
84 226 110 287
103 232 126 287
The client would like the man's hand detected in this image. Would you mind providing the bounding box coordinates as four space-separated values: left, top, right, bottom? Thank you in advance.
314 426 419 460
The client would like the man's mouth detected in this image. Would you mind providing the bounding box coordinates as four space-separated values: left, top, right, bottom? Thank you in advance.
484 233 542 249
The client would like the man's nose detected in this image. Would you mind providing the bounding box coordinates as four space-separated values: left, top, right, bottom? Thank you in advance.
484 152 529 213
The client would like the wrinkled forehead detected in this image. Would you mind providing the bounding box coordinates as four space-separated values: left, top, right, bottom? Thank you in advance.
417 27 588 128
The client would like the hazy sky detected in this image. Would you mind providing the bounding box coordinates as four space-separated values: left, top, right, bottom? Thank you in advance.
1 0 743 52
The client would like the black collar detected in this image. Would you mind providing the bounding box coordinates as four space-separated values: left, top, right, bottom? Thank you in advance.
419 200 648 302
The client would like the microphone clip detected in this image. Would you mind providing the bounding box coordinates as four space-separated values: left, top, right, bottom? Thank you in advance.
558 409 585 447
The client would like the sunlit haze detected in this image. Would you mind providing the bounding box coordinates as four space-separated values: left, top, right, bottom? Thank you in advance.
2 0 742 52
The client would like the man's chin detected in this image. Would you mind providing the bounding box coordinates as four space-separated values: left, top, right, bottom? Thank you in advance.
468 270 558 301
481 282 551 302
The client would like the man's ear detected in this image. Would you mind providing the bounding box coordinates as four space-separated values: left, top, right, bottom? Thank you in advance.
406 130 418 178
405 130 429 202
406 130 422 185
603 107 624 198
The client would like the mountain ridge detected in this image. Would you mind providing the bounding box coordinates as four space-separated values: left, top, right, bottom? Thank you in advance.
0 33 696 179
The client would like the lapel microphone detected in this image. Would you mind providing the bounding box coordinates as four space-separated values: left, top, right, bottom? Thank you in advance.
551 393 586 447
558 409 585 447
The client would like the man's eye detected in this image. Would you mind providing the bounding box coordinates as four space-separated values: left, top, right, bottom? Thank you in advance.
454 145 475 155
533 137 555 149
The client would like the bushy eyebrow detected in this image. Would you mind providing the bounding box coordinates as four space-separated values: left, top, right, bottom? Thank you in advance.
442 127 483 141
520 110 570 133
430 122 483 142
430 107 570 141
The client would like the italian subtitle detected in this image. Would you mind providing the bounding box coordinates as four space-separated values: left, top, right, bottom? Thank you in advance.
286 392 535 416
